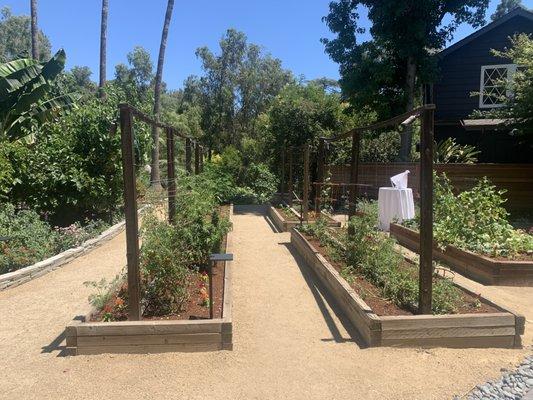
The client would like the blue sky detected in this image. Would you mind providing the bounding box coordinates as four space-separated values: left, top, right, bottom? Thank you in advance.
3 0 532 89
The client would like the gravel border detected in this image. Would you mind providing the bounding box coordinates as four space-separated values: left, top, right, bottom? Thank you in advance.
455 355 533 400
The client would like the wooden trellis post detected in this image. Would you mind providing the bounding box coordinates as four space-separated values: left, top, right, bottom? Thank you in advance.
348 132 361 219
166 127 176 224
185 138 192 173
316 138 326 214
288 149 293 206
418 106 435 314
119 104 141 321
302 145 310 221
280 144 286 203
194 142 200 175
199 145 204 173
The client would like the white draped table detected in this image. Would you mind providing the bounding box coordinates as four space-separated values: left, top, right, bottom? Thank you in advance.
378 187 415 231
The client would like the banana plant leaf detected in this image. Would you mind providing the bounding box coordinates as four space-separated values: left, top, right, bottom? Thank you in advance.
0 50 79 141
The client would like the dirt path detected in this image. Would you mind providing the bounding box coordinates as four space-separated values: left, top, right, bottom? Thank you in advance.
0 205 530 400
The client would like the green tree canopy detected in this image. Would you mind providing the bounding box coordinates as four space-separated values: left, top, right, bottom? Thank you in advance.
0 7 51 62
491 0 523 20
194 29 293 152
322 0 490 160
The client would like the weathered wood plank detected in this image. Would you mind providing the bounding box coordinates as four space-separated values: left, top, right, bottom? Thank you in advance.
380 313 515 330
77 343 222 355
381 335 516 348
77 333 221 346
74 320 223 337
382 326 515 340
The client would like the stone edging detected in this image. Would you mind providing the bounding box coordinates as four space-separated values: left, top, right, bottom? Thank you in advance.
0 219 127 291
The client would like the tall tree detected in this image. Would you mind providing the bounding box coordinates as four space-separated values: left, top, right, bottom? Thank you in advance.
323 0 489 160
99 0 109 98
491 0 522 20
0 7 51 62
195 29 292 153
150 0 174 187
114 46 154 104
30 0 38 60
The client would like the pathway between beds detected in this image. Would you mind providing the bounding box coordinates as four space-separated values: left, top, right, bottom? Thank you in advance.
0 205 530 400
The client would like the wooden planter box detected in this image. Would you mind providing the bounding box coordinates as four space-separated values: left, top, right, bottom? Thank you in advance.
65 206 235 355
291 229 524 348
267 204 341 232
390 223 533 286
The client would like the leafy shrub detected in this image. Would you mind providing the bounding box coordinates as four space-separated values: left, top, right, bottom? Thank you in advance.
404 174 533 258
139 175 231 316
0 204 58 274
300 206 461 315
241 163 278 203
54 219 110 252
0 203 112 274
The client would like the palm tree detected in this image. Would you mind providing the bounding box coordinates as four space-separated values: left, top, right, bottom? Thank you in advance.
30 0 38 60
99 0 109 98
150 0 175 188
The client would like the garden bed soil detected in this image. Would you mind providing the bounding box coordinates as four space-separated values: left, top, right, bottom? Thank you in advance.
291 228 525 348
65 205 234 355
303 234 497 316
90 206 230 322
268 203 341 232
390 223 533 286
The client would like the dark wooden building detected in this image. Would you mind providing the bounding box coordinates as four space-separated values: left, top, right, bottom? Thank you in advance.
426 8 533 163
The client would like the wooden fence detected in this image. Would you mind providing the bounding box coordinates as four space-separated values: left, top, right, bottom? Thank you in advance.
329 163 533 209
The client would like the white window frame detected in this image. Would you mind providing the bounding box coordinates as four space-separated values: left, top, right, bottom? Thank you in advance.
479 64 517 109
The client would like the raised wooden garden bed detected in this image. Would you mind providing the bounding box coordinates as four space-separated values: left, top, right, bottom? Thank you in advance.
65 206 234 355
268 203 341 232
390 223 533 286
291 228 524 348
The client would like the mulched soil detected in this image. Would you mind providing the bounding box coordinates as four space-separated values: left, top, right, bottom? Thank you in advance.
274 205 330 222
90 206 229 322
492 253 533 262
303 233 498 317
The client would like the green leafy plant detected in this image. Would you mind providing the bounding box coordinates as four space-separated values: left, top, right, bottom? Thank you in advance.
138 174 231 317
0 203 58 274
301 205 462 315
405 173 533 258
0 50 79 141
0 202 112 274
434 138 480 164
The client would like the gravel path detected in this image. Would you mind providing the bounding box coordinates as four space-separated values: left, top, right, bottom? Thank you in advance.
0 205 530 400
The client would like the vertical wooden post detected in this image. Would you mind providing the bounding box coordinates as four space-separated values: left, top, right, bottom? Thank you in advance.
288 149 293 206
316 138 326 214
194 142 200 175
418 106 435 315
208 262 214 319
302 145 310 221
119 104 141 321
348 132 361 218
280 144 286 203
185 138 192 174
166 127 176 224
199 145 204 173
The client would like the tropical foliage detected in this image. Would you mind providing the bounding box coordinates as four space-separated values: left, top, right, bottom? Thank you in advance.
0 49 79 141
434 138 480 164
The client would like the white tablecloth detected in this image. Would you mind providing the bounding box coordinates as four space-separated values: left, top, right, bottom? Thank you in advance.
378 187 415 231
